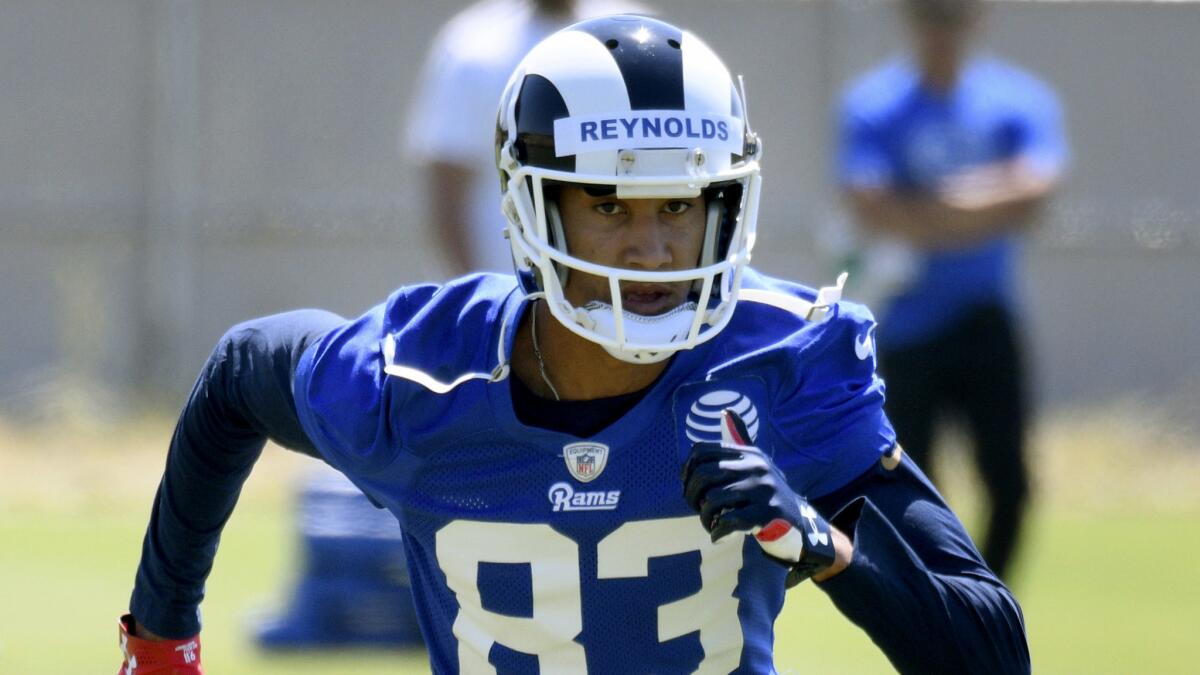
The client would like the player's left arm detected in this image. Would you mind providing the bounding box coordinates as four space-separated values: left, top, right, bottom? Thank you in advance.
683 432 1030 674
684 305 1030 674
809 447 1031 675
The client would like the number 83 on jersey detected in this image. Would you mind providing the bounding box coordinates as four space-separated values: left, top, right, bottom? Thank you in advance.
437 516 748 674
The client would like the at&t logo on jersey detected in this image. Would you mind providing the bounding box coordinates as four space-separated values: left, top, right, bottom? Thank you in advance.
686 390 760 443
548 482 621 512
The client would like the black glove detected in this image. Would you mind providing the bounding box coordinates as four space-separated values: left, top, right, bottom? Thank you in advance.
681 409 837 584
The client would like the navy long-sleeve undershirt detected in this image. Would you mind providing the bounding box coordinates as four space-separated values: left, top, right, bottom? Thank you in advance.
129 309 342 638
812 455 1031 674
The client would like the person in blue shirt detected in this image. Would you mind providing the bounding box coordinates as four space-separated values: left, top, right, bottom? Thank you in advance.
837 0 1068 580
117 14 1030 675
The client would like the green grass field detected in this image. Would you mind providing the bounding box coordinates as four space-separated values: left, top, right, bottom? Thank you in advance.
1 403 1197 673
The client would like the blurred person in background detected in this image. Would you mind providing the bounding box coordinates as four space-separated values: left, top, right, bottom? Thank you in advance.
835 0 1068 580
404 0 645 276
255 0 646 651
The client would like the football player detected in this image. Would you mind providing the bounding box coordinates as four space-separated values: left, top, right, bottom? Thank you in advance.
118 15 1031 674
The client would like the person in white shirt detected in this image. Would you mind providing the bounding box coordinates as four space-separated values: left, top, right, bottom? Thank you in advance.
404 0 645 275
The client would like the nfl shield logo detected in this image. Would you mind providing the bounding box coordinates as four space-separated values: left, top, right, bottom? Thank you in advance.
563 442 609 483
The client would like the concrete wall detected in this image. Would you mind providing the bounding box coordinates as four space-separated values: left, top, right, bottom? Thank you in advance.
1 0 1197 416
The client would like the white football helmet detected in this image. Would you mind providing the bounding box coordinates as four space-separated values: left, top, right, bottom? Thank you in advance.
495 14 762 364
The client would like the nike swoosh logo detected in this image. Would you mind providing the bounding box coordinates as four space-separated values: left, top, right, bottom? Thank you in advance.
854 331 874 361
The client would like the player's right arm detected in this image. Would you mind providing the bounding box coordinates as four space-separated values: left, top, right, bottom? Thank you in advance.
118 309 344 666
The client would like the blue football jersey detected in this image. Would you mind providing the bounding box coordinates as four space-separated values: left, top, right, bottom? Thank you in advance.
292 270 895 674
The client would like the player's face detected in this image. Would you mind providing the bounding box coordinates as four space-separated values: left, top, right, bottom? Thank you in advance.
556 185 706 316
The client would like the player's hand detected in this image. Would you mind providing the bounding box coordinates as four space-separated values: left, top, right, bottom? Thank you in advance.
117 614 203 675
681 410 820 564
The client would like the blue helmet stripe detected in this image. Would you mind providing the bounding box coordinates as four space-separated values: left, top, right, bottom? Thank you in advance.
576 16 684 111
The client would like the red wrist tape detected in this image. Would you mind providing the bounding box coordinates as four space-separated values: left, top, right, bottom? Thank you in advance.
117 614 203 675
